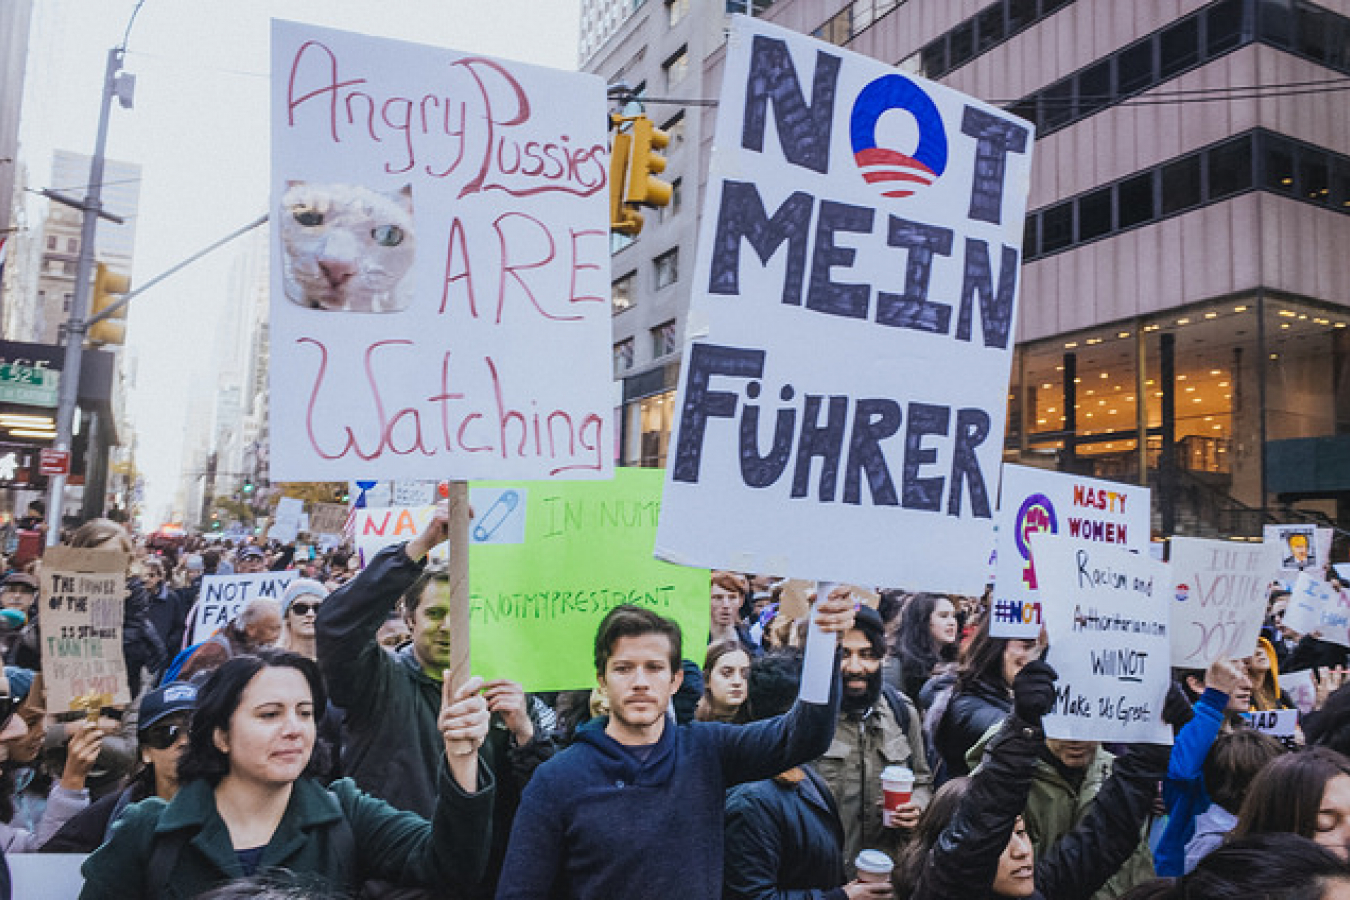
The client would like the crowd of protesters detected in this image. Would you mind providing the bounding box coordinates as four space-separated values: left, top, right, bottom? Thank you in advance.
0 507 1340 899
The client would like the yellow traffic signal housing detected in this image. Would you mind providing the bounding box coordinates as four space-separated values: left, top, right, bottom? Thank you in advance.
624 116 672 207
609 129 644 235
88 262 130 345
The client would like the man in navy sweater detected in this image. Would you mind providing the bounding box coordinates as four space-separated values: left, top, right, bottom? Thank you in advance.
495 594 852 900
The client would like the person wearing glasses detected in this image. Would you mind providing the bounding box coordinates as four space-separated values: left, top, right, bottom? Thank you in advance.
41 682 198 853
278 580 328 662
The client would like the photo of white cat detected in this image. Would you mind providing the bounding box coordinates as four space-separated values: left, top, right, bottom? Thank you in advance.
279 181 416 313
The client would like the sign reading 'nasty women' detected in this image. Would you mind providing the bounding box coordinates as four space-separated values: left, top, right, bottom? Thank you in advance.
655 16 1035 590
991 464 1150 639
268 21 612 482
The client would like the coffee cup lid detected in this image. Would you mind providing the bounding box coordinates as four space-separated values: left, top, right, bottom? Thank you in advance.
855 849 894 874
881 765 914 781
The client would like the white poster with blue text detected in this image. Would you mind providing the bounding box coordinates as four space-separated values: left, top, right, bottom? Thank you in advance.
269 20 612 481
990 464 1150 639
1030 532 1173 744
654 16 1034 590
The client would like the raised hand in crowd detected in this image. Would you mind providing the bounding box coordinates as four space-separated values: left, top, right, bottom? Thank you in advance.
1316 665 1349 710
58 719 108 792
440 673 489 789
484 679 534 745
1011 659 1058 725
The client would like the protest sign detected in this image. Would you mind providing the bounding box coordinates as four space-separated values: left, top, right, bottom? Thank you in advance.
39 547 131 713
1029 532 1172 744
1281 668 1317 714
1244 708 1298 738
307 502 348 536
270 497 305 544
269 21 612 482
991 464 1150 639
189 571 298 645
653 16 1034 592
1168 537 1277 667
1266 524 1331 581
1284 572 1350 647
353 504 443 566
393 481 439 506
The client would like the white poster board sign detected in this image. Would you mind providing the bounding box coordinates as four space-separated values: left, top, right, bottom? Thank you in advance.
1168 537 1278 667
1266 524 1331 581
190 571 298 645
269 21 612 481
1282 668 1317 715
654 16 1035 590
1030 532 1172 744
270 497 305 544
991 464 1150 638
1243 708 1298 737
1284 572 1350 647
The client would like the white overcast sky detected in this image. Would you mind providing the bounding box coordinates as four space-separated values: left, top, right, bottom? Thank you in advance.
18 0 583 526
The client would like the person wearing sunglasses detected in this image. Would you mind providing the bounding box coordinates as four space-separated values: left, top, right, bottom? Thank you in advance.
42 682 198 853
279 580 328 662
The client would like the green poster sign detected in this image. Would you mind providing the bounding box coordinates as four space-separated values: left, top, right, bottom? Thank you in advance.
469 468 710 691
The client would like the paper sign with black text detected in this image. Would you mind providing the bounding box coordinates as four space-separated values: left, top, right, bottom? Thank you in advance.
1266 524 1331 581
1243 708 1298 737
40 547 131 712
991 464 1150 639
653 16 1034 590
1169 537 1277 667
190 570 298 645
1030 532 1172 744
1284 572 1350 648
269 21 612 481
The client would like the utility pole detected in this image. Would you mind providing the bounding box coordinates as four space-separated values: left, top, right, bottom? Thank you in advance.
45 47 131 546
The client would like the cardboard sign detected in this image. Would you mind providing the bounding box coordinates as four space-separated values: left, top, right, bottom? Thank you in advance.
1266 524 1331 580
653 16 1034 591
269 21 612 481
307 502 348 535
1030 532 1172 744
1284 572 1350 647
991 465 1150 639
1243 708 1298 737
189 571 298 644
39 547 131 712
1168 537 1278 667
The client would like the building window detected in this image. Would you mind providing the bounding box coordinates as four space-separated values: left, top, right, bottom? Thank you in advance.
45 236 56 251
669 178 682 216
614 338 635 375
663 112 685 152
651 319 679 358
654 248 679 289
63 293 72 312
663 47 689 90
66 237 78 254
62 260 77 275
612 230 636 255
667 0 688 26
613 272 636 315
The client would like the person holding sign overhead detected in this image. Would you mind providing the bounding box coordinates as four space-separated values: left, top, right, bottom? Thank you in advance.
316 504 556 899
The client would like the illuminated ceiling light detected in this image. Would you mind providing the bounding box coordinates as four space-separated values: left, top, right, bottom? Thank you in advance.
1177 374 1188 381
1186 386 1196 392
0 415 54 426
1204 312 1218 319
1109 409 1118 414
1037 418 1047 425
1336 323 1347 329
1144 324 1160 332
1281 323 1291 329
1176 318 1191 325
1099 372 1108 379
1210 369 1221 375
1212 424 1222 430
1279 310 1296 317
1192 397 1203 403
1234 305 1248 312
1098 399 1106 406
1047 407 1057 413
1315 318 1330 325
1056 365 1065 371
10 429 55 439
1154 391 1164 397
1086 412 1094 418
1042 382 1053 389
1085 389 1095 396
1299 314 1308 320
1145 379 1155 385
1117 331 1131 339
1281 177 1293 185
1064 341 1079 349
1074 377 1082 384
1271 353 1279 359
1126 395 1135 401
1086 338 1102 345
1204 416 1213 421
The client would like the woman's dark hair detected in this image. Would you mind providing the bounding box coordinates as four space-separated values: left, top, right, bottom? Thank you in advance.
1119 833 1350 900
893 593 959 676
892 777 971 897
1233 746 1350 842
694 640 753 723
953 615 1012 694
179 649 329 786
1204 729 1286 813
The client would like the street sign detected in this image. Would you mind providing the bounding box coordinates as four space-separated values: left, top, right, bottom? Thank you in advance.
39 449 69 476
0 365 58 407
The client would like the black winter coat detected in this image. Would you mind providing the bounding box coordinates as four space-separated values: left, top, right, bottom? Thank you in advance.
935 679 1011 778
913 716 1167 900
723 765 848 900
121 577 166 696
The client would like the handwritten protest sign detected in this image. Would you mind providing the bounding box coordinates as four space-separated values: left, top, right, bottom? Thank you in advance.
653 16 1034 591
269 21 612 482
1244 708 1298 738
40 547 131 712
991 464 1150 639
1284 572 1350 648
1030 532 1172 744
308 502 347 536
1282 667 1317 714
189 571 298 645
1169 537 1277 667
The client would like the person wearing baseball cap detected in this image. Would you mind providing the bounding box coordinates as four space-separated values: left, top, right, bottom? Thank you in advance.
43 682 199 853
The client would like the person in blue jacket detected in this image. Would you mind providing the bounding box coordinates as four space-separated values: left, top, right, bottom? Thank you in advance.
1154 657 1251 876
494 591 855 900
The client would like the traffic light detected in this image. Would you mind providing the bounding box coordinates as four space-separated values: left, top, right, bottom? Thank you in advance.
624 116 672 208
88 263 129 345
242 480 254 495
609 127 643 236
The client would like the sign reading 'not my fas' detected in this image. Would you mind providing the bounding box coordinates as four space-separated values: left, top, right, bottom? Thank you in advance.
655 17 1035 591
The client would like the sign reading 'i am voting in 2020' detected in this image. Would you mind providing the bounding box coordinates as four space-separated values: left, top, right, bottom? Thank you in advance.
655 16 1035 590
990 464 1151 639
268 21 613 482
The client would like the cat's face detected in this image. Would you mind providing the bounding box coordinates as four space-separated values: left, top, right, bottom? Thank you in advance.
280 182 416 313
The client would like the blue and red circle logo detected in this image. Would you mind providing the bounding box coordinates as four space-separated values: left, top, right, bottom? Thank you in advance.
850 74 948 200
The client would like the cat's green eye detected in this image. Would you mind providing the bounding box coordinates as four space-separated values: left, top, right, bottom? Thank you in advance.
293 209 324 227
372 225 404 247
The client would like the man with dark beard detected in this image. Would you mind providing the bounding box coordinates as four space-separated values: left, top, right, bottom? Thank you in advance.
814 605 933 877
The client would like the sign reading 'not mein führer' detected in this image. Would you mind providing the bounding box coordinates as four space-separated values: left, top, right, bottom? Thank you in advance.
268 20 612 482
40 546 131 713
654 16 1035 591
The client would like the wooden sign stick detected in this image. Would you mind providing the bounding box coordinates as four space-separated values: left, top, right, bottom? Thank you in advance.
447 480 472 688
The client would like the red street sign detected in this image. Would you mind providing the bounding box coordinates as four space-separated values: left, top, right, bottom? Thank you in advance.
39 449 69 476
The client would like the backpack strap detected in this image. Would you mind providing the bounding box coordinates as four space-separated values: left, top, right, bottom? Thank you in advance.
880 683 912 733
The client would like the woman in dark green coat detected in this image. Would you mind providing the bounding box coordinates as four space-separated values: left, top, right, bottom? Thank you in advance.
79 649 494 899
